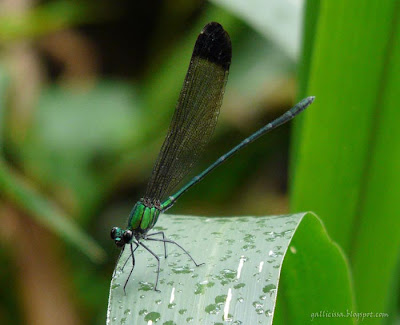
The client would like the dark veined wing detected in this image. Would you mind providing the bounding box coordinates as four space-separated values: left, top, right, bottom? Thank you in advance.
145 22 232 202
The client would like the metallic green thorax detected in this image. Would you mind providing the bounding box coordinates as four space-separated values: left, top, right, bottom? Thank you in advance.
127 200 161 234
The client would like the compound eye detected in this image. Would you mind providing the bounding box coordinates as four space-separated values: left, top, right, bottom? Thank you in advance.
123 230 133 243
110 227 119 239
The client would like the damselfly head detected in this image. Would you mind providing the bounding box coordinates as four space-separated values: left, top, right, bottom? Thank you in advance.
111 227 124 247
111 227 133 247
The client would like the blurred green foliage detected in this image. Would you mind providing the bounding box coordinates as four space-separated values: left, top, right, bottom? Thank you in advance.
0 0 398 324
0 1 301 323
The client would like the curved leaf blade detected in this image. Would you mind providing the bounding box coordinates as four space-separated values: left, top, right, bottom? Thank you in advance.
107 213 353 324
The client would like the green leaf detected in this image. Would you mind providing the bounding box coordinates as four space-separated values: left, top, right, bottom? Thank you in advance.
350 7 400 318
31 82 140 155
0 66 105 262
107 213 353 324
291 0 400 319
274 213 355 324
20 81 141 220
0 159 105 262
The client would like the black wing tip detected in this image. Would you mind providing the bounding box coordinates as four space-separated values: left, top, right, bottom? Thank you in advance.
192 22 232 70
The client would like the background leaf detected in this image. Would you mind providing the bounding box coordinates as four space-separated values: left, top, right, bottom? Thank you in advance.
0 159 105 262
210 0 303 60
291 0 400 321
